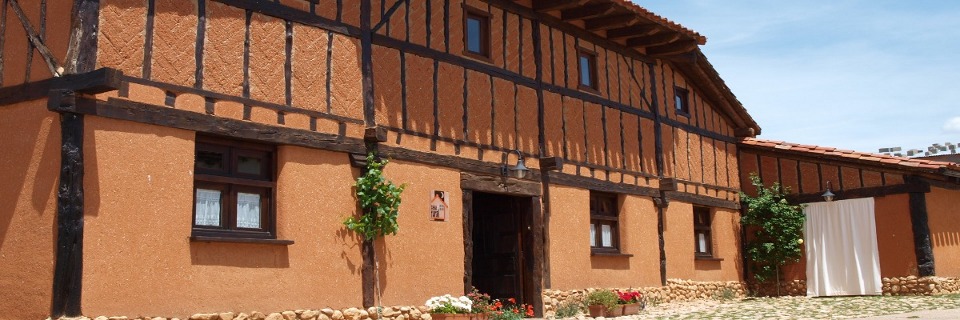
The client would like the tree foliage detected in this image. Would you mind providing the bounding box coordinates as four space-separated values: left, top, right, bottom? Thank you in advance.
740 174 806 285
344 153 406 241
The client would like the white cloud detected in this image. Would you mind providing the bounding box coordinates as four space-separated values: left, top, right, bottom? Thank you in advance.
943 117 960 133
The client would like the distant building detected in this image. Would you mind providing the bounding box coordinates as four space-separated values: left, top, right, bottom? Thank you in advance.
879 142 957 157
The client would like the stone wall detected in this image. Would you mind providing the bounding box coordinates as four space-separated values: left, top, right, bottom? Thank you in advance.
57 306 431 320
542 279 747 316
883 276 960 296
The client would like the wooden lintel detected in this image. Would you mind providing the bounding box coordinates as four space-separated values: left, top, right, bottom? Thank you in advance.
626 32 681 48
606 24 659 40
53 68 124 94
585 14 637 31
787 182 930 204
460 172 542 196
364 126 387 143
349 153 369 168
646 39 699 57
663 191 740 210
538 157 564 171
533 0 588 12
659 178 678 191
561 3 615 21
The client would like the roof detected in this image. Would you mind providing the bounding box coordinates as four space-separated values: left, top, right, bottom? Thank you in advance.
740 138 960 175
917 153 960 164
531 0 762 135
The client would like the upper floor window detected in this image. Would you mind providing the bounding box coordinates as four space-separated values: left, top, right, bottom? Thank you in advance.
578 49 598 91
694 206 713 257
193 136 276 240
464 9 490 59
675 86 690 115
590 191 619 253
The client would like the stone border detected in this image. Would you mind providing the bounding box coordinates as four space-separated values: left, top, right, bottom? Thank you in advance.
54 306 431 320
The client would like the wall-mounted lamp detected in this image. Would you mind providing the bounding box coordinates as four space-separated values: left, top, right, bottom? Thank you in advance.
501 150 529 179
822 181 835 202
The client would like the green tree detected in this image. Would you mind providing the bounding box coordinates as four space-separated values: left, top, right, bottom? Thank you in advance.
344 153 406 240
740 173 806 295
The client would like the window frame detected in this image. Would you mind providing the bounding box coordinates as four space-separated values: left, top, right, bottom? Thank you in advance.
589 191 620 254
578 48 599 92
192 135 277 240
462 7 491 61
693 206 713 258
674 86 690 116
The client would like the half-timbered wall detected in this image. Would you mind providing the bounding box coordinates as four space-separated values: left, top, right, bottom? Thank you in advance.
0 0 74 85
739 146 960 280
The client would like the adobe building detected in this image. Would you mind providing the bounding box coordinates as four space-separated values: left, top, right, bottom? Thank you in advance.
739 138 960 296
0 0 762 319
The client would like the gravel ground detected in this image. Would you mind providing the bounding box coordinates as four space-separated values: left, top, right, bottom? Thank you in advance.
562 294 960 320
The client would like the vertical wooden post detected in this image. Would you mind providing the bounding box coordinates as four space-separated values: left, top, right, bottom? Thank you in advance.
51 111 85 318
647 61 668 286
462 190 474 294
909 190 935 276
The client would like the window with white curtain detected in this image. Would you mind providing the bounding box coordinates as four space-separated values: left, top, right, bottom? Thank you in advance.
192 136 275 239
589 191 620 254
694 206 713 257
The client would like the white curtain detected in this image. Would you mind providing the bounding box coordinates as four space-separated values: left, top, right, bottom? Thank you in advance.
195 189 222 227
805 197 882 296
236 192 262 229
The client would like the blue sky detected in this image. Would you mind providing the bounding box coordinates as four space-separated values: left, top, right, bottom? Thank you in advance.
638 1 960 154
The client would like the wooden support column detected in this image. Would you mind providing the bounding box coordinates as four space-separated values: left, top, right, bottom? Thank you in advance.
647 61 668 286
909 191 935 276
51 109 84 318
462 190 474 294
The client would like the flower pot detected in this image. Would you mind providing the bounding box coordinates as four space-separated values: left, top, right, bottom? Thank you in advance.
622 303 641 315
587 305 606 318
431 314 472 320
606 305 623 317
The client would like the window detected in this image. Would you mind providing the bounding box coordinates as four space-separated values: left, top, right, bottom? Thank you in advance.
694 206 713 257
464 9 490 59
193 136 276 240
674 86 690 115
578 49 598 91
590 191 619 253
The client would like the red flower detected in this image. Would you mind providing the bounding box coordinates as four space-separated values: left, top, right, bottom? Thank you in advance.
508 298 516 304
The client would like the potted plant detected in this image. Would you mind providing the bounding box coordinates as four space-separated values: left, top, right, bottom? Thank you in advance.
584 290 617 318
426 294 473 320
466 288 492 320
616 290 643 315
487 297 534 320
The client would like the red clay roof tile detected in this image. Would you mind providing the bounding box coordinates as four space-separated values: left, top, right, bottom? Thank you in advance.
740 138 960 173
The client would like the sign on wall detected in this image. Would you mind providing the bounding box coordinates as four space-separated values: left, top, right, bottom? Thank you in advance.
430 190 448 221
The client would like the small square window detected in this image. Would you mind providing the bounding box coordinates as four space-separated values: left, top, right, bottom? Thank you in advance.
590 191 619 253
675 86 690 115
464 10 490 59
193 136 276 240
578 49 598 91
694 206 713 257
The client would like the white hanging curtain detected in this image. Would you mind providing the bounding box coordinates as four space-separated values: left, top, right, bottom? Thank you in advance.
805 197 882 297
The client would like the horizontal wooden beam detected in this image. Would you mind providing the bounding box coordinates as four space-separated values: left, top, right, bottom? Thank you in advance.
539 157 564 171
626 32 681 48
549 172 660 197
561 3 615 21
663 191 740 210
585 14 638 31
606 24 659 40
646 39 699 57
787 182 929 204
532 0 587 12
460 172 542 196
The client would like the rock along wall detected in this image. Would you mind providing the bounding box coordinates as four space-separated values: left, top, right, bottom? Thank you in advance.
55 306 432 320
883 276 960 296
542 279 747 316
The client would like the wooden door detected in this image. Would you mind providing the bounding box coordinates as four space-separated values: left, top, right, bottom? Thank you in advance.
472 193 523 301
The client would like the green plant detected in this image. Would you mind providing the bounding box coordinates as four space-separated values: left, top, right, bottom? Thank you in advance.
740 173 806 294
553 299 583 318
488 298 533 320
714 287 737 301
344 153 407 241
584 290 618 312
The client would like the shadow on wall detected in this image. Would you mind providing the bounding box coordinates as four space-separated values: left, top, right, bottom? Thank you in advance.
590 256 630 270
933 232 960 247
190 242 290 268
0 107 58 251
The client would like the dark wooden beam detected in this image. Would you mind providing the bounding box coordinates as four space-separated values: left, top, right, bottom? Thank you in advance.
9 0 62 75
909 191 935 276
460 172 542 196
659 178 678 191
663 191 740 210
787 182 930 204
606 24 658 40
626 32 680 48
561 3 615 21
584 14 637 31
50 108 84 318
538 157 563 171
734 127 756 138
364 126 387 143
646 39 699 57
533 0 588 12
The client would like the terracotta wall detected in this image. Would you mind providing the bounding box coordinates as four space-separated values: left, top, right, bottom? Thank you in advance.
738 149 902 197
927 186 960 277
0 101 60 320
874 194 918 277
663 202 741 281
1 0 72 85
377 160 467 305
546 185 661 290
80 116 363 318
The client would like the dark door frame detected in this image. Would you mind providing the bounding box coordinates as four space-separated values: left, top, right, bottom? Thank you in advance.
461 173 543 316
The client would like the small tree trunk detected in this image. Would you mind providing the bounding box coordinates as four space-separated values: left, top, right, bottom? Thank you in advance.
776 264 781 297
